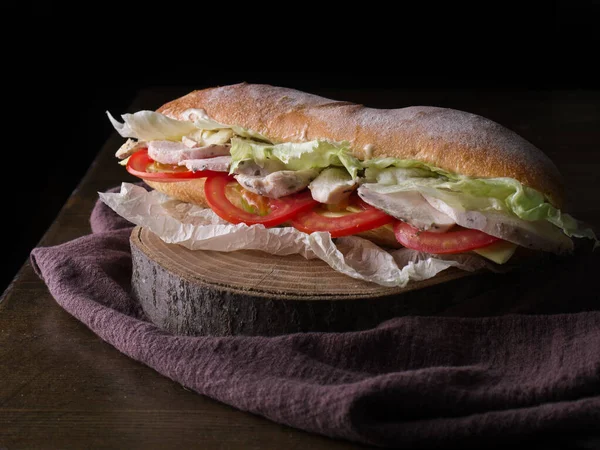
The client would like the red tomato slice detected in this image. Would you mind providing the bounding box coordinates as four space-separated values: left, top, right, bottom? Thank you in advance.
126 149 220 183
393 220 500 254
204 173 318 227
290 197 395 237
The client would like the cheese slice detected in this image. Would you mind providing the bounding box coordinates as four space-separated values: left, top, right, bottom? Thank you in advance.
473 240 518 264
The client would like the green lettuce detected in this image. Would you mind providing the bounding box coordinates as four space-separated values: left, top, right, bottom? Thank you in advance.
364 159 597 242
230 138 362 179
180 108 269 141
107 109 267 143
107 110 197 141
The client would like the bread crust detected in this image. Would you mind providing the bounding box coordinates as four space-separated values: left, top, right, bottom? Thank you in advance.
146 179 208 207
157 83 564 207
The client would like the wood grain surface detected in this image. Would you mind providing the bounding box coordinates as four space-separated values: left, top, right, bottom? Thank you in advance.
131 226 476 336
1 87 599 449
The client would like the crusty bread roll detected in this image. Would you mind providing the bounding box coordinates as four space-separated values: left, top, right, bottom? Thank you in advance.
144 83 566 248
146 179 208 207
155 82 564 208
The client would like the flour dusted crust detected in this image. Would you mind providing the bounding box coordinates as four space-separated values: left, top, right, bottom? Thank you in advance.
156 83 565 208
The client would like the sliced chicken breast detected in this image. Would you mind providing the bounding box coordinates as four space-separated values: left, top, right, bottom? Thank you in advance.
309 168 357 204
179 156 231 173
235 169 319 198
115 138 146 159
422 195 574 253
148 140 230 165
358 186 456 232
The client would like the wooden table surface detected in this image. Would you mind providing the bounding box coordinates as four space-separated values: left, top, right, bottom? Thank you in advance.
1 87 599 449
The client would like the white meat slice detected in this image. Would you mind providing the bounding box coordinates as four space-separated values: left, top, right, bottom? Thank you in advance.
115 138 146 159
148 140 230 165
234 159 286 177
309 168 357 204
179 156 231 173
422 195 574 253
235 170 318 198
358 186 455 232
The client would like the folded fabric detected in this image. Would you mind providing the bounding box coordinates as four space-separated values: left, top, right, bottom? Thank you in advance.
30 188 600 448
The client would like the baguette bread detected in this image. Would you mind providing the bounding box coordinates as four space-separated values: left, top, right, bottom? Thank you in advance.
155 83 564 208
144 83 567 249
146 178 208 208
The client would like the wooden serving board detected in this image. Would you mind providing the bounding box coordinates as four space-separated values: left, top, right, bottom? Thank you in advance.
130 226 477 336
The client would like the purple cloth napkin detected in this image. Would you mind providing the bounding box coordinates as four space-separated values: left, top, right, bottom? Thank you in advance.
30 191 600 449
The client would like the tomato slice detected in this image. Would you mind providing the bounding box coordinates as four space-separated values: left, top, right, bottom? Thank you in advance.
393 220 500 254
204 173 318 227
290 197 395 237
126 149 221 182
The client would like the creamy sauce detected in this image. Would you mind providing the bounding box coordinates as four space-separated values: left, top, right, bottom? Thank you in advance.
362 144 374 160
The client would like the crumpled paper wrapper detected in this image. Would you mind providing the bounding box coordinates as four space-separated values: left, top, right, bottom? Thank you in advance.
100 183 493 287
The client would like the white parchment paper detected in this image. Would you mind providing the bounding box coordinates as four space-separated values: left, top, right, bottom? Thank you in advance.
100 183 492 287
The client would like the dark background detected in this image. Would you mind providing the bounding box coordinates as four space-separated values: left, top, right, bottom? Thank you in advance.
3 1 599 295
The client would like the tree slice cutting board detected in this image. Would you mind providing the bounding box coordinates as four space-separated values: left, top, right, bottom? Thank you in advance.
130 226 478 336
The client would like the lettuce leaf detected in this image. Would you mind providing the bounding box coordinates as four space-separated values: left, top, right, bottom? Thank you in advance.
365 160 597 242
180 108 268 141
107 110 197 141
107 108 268 143
230 138 362 179
363 157 453 177
179 108 229 131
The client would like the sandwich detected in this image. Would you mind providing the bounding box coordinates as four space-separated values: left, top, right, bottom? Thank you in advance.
106 83 596 272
